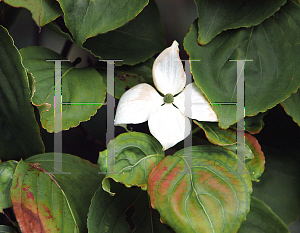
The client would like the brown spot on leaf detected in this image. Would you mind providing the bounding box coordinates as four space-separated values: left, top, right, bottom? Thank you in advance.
13 173 21 189
27 192 34 200
42 204 54 221
13 204 45 233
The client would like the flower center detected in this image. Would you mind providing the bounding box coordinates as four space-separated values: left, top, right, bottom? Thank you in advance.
164 93 174 103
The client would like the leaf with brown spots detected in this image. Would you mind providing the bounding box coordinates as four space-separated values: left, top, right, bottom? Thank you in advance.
11 153 103 233
147 145 252 233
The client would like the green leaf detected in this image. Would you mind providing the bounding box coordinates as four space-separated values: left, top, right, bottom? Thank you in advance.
281 87 300 126
0 26 44 161
194 121 265 181
97 58 154 99
83 0 166 66
232 112 268 134
238 197 289 233
194 0 286 45
0 225 17 233
3 0 62 26
58 0 149 46
0 160 18 212
184 0 300 129
252 146 300 225
20 46 106 133
87 181 175 233
46 22 74 42
98 132 164 195
147 145 252 233
10 153 102 233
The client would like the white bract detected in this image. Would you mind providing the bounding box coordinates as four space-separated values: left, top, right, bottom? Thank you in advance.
114 41 218 150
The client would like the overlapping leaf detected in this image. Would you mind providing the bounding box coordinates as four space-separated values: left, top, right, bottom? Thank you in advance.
20 46 106 133
194 0 286 45
238 197 289 233
184 0 300 129
3 0 62 26
281 87 300 126
147 145 252 233
83 0 166 66
231 112 268 134
194 121 265 181
98 132 164 195
97 58 154 99
0 160 18 212
58 0 149 46
10 153 102 233
88 181 175 233
252 146 300 225
0 26 44 161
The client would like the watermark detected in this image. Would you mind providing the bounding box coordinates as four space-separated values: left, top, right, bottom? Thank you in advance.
50 58 252 175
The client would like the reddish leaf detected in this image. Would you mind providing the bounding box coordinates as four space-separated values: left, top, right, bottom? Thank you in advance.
147 145 252 233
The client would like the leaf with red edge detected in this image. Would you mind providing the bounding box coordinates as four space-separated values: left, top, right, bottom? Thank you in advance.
11 153 103 233
194 121 265 181
147 145 252 233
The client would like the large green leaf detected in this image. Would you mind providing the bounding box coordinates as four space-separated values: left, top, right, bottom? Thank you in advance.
98 132 164 195
57 0 149 46
20 46 106 133
147 145 252 233
87 181 175 233
252 146 300 225
3 0 62 26
184 0 300 129
0 26 44 161
194 121 265 181
281 87 300 126
194 0 286 45
0 160 18 212
83 0 166 66
97 58 154 99
238 197 289 233
10 153 102 233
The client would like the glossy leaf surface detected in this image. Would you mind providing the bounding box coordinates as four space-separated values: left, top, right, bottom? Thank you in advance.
194 121 265 181
281 88 300 126
184 1 300 129
194 0 286 44
20 46 106 132
98 132 164 195
147 145 252 233
0 26 44 161
4 0 62 26
88 181 175 233
238 197 289 233
58 0 149 45
83 0 166 66
0 160 18 212
10 153 102 233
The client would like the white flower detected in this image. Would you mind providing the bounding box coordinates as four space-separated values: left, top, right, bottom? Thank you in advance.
114 40 218 150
